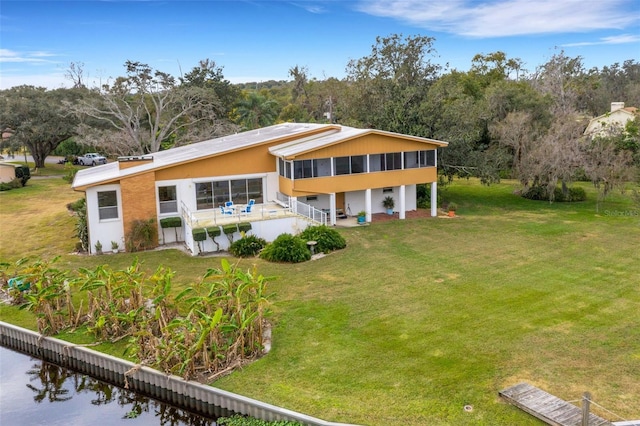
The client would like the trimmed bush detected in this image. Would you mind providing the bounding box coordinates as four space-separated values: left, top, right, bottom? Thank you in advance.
160 217 182 228
299 225 346 253
260 233 311 263
192 228 207 242
223 224 238 235
206 226 221 238
238 222 252 233
229 235 267 258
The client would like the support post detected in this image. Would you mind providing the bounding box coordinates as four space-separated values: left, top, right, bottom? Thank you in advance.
582 392 591 426
430 182 438 217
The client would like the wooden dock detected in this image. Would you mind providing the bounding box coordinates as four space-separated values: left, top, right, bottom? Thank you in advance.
500 383 613 426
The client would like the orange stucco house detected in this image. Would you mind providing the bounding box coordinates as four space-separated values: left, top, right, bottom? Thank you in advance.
72 123 448 255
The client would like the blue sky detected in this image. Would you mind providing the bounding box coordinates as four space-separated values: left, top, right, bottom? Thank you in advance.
1 0 639 90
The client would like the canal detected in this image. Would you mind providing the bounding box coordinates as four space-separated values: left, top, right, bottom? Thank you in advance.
0 345 229 425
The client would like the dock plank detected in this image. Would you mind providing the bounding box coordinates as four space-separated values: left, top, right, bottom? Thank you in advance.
500 383 613 426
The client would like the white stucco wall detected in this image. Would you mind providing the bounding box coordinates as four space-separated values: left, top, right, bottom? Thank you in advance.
86 184 124 254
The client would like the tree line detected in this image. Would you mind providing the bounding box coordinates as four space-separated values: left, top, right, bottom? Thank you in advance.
1 34 638 201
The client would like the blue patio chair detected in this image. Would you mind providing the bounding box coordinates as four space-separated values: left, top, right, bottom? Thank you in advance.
220 205 233 215
225 201 234 208
241 199 255 214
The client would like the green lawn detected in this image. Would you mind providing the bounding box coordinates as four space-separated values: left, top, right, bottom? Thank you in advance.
1 176 639 425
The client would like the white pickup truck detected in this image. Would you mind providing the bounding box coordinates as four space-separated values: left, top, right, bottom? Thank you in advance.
78 153 107 166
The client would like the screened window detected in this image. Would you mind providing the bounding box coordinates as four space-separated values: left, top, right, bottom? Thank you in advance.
369 154 383 172
334 156 350 175
420 150 436 167
316 158 331 177
158 186 177 214
404 151 419 169
98 191 118 220
351 155 366 173
386 152 402 170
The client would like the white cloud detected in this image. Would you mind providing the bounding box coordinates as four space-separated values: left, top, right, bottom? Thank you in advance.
0 48 58 64
562 33 640 47
356 0 638 38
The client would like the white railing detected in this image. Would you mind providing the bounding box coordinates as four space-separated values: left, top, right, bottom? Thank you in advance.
294 199 327 225
275 192 290 208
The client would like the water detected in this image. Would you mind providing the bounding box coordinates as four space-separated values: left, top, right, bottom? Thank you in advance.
0 346 220 425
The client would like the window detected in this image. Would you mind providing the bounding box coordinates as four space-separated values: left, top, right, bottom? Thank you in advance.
196 178 264 210
98 190 118 220
420 150 436 167
316 158 331 177
158 186 177 214
196 182 214 210
306 196 318 201
404 151 419 169
230 179 248 204
351 155 366 173
386 152 402 170
383 187 394 193
369 154 383 172
334 156 350 175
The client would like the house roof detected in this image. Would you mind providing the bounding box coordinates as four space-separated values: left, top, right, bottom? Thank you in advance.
72 123 448 190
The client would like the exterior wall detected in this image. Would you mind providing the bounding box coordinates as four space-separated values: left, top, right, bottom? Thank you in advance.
0 164 15 184
86 184 124 254
120 172 158 246
344 186 417 215
156 145 277 181
292 134 441 159
288 167 437 196
585 110 636 137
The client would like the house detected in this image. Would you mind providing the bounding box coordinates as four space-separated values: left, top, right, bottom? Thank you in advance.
584 102 639 138
72 123 448 255
0 162 30 186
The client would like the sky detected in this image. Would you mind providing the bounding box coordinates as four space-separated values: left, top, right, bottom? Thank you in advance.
1 0 639 90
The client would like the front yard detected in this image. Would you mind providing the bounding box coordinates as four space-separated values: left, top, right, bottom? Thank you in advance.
1 170 638 425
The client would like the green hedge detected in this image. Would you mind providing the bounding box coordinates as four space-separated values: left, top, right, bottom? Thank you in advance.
206 226 221 238
192 228 207 242
229 235 267 258
160 216 182 228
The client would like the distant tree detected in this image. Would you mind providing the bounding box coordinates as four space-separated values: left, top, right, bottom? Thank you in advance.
343 34 441 134
0 86 83 168
69 61 232 155
234 91 280 130
582 134 637 210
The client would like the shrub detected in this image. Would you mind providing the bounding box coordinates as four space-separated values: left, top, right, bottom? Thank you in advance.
67 198 85 213
218 415 304 426
192 228 207 242
126 218 157 252
238 222 252 233
160 217 182 228
522 185 587 202
206 226 221 238
260 233 311 263
0 178 22 192
299 225 346 253
229 235 267 258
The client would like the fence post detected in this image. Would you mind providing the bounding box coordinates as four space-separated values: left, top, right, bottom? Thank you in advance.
582 391 591 426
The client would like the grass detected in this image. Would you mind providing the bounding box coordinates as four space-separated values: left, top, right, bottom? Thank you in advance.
1 175 639 425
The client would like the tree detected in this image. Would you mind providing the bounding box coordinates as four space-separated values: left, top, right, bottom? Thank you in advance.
234 91 280 130
583 135 637 210
342 34 442 134
0 86 82 168
69 61 232 155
